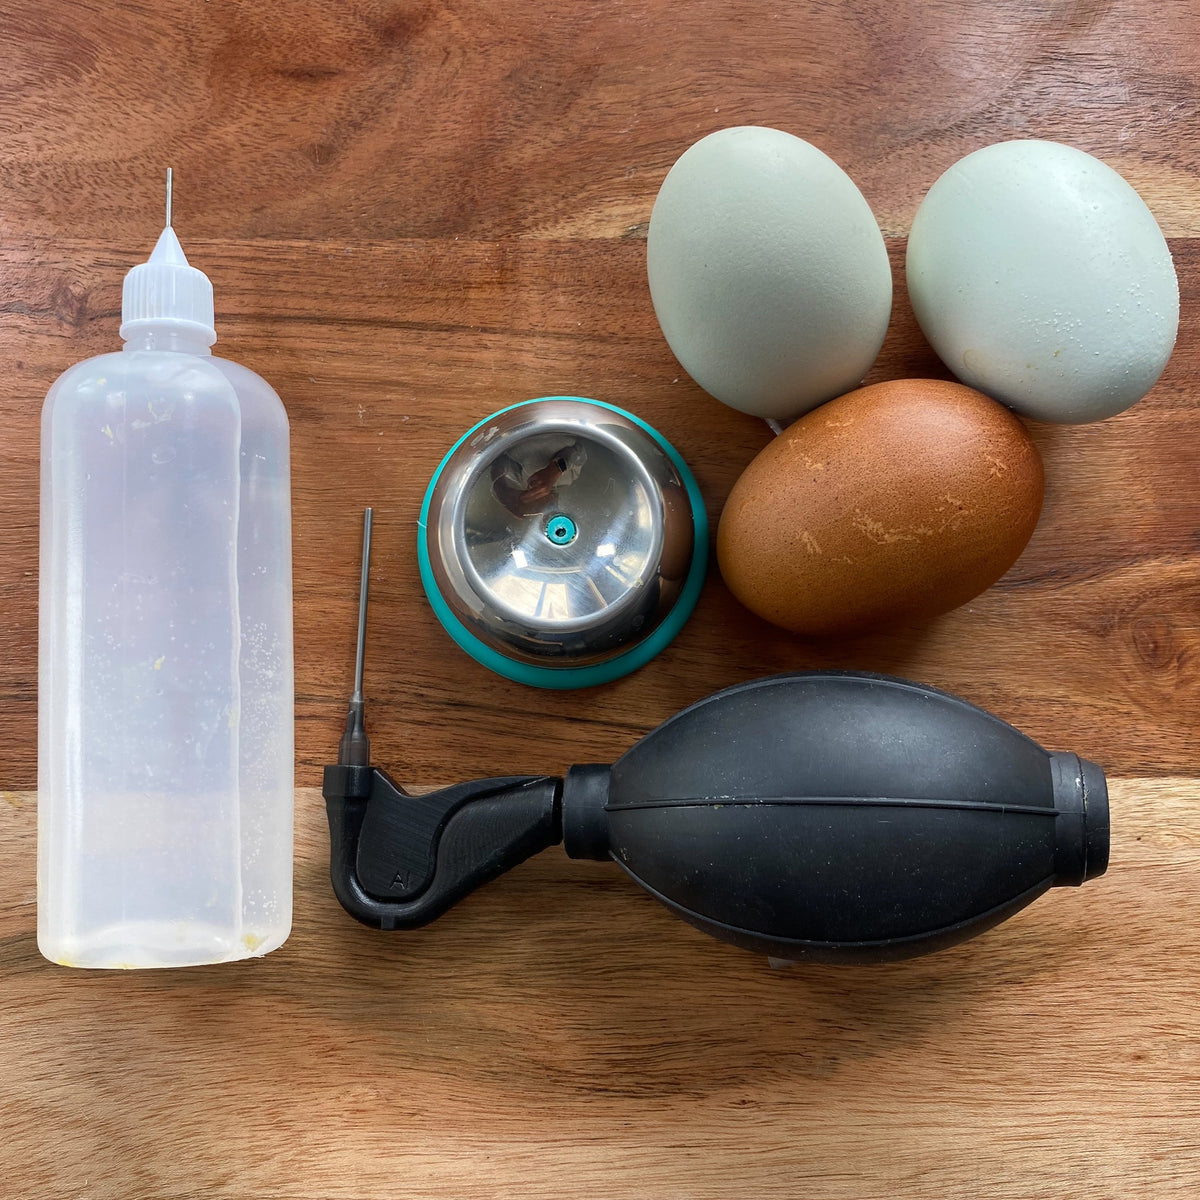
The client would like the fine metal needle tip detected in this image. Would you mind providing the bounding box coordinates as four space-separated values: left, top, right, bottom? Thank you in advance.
352 507 373 704
339 507 374 767
165 167 173 229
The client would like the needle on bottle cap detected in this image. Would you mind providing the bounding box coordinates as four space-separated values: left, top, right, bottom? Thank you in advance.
166 167 173 229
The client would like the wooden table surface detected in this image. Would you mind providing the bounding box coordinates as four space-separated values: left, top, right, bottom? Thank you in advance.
3 2 1199 1197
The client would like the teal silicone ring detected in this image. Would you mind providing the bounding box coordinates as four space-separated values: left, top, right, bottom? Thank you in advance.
417 396 708 690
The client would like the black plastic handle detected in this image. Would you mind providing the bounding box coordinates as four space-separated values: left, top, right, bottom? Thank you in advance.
323 765 562 931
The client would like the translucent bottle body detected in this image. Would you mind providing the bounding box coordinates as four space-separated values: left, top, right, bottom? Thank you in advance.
38 329 293 967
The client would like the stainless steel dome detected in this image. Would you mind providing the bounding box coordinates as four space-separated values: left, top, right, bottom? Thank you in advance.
420 398 706 686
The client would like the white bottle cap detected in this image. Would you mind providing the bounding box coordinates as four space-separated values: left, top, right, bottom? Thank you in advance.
120 173 216 345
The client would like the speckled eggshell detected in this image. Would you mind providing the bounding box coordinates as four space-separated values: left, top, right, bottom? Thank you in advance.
647 126 893 422
717 379 1044 636
906 140 1179 424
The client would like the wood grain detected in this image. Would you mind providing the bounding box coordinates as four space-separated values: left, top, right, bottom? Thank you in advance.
2 777 1199 1200
2 0 1199 1196
3 0 1200 241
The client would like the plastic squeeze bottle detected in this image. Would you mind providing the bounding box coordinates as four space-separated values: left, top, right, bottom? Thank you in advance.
38 174 294 967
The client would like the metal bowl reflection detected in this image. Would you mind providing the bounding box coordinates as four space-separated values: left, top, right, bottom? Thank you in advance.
420 398 705 684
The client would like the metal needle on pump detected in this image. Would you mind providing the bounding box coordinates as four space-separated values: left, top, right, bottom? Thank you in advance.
338 507 373 767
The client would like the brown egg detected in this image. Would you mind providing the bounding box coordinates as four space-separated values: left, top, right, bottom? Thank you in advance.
717 379 1044 636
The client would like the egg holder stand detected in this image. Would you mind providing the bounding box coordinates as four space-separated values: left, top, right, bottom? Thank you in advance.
416 396 709 689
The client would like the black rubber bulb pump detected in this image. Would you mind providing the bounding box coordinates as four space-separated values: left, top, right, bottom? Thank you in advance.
323 516 1108 962
324 671 1108 961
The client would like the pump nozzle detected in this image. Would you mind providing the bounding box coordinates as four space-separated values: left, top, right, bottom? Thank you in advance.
120 168 216 345
338 508 373 767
